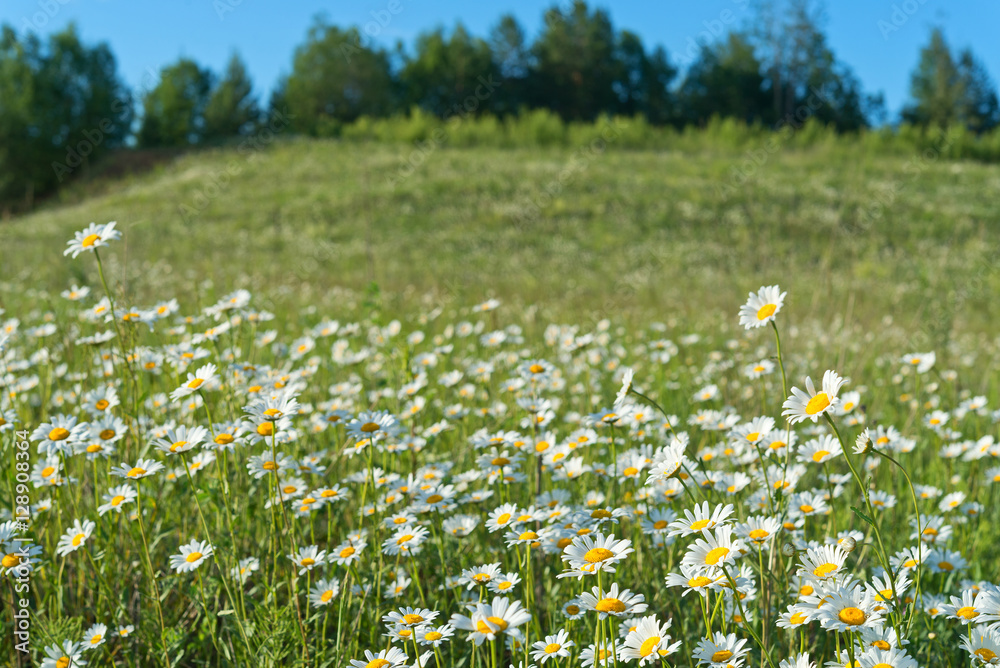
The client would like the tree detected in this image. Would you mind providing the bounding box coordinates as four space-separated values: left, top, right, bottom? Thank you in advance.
614 34 676 124
399 24 495 117
903 28 999 133
529 1 620 121
0 24 131 209
204 53 259 139
489 14 531 115
751 0 874 131
284 21 395 134
678 33 771 126
138 58 214 147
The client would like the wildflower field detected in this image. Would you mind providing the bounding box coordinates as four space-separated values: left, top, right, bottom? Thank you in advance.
3 142 1000 668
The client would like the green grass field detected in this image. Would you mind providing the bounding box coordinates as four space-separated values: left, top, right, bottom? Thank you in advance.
7 138 1000 337
3 139 1000 667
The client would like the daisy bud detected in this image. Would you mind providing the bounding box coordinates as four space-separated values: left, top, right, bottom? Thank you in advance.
927 632 936 640
840 536 857 552
854 429 873 455
781 543 796 557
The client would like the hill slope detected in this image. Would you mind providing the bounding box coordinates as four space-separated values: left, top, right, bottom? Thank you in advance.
5 138 999 342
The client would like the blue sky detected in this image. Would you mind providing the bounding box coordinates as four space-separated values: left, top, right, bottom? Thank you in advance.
3 0 999 117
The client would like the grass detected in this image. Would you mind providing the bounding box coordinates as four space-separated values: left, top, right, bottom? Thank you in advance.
5 137 1000 339
2 137 1000 666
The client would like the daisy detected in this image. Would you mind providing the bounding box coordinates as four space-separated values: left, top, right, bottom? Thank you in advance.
667 502 735 537
450 596 532 645
961 627 1000 665
64 221 120 258
782 370 847 424
170 539 213 573
581 642 615 667
664 564 722 598
41 640 88 667
462 563 503 589
488 571 522 594
681 526 744 572
56 519 96 557
561 533 634 576
736 515 782 547
798 435 842 465
900 352 935 374
308 578 341 607
170 363 218 401
579 582 648 619
617 615 681 665
346 410 399 442
416 624 455 647
97 485 137 515
858 646 919 668
348 647 408 668
32 415 90 455
383 525 429 557
287 545 327 575
111 458 165 480
816 586 884 632
738 285 786 329
693 631 750 666
82 622 108 650
152 424 209 456
530 629 574 663
800 544 849 582
232 556 260 584
331 539 366 566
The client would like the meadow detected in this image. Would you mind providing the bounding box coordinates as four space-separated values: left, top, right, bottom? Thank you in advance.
2 137 1000 667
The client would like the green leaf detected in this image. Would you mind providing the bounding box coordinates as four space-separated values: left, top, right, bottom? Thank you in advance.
851 506 875 527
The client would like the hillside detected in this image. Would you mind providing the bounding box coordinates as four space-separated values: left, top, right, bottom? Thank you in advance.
6 138 999 340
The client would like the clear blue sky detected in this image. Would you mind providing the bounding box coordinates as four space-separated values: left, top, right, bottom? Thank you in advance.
3 0 998 117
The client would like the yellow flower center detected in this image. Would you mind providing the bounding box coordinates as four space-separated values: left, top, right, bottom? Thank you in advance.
56 658 71 668
790 612 808 624
127 466 146 477
425 631 442 641
95 399 110 410
529 364 545 373
956 606 978 620
339 546 356 559
81 233 101 247
366 660 390 668
110 495 126 506
705 547 730 565
496 513 512 525
584 548 615 563
49 427 71 441
403 614 424 625
216 433 234 444
396 535 414 545
186 551 203 562
320 590 334 603
812 450 830 462
837 607 866 625
639 636 661 657
591 509 612 519
2 554 22 568
805 393 831 415
170 440 188 452
257 422 274 437
872 641 891 651
476 616 509 633
712 650 734 662
544 643 562 654
688 576 712 588
813 562 838 578
492 457 510 466
622 466 639 477
938 561 954 571
800 504 814 513
360 422 380 433
975 649 997 662
595 598 626 613
756 303 776 320
518 531 538 541
426 494 443 504
300 558 315 566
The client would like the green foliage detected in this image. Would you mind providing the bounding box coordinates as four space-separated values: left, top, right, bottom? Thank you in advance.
283 21 395 134
0 23 131 210
138 58 214 147
903 27 1000 133
204 53 260 140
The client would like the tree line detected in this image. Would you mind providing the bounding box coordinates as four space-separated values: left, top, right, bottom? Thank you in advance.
1 0 998 211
